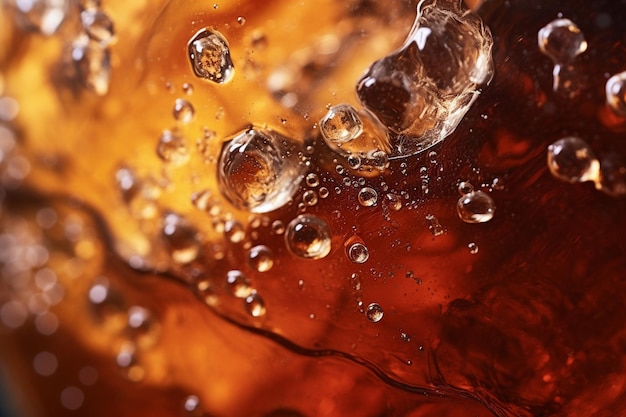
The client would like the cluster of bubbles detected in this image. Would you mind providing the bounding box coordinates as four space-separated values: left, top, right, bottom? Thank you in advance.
538 18 587 94
456 182 496 224
546 136 626 197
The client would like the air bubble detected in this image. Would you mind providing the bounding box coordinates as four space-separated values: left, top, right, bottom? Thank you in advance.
365 303 384 323
358 187 378 207
318 187 329 199
302 190 318 207
605 71 626 117
157 129 189 165
547 137 599 183
218 127 303 213
244 292 266 317
468 242 479 254
81 8 115 45
226 270 253 298
347 243 369 264
538 18 587 63
224 220 245 243
305 173 319 187
356 1 494 157
271 220 285 235
13 0 69 35
173 99 195 124
248 245 274 272
69 35 111 96
319 104 363 144
597 153 626 197
384 193 402 211
538 18 587 92
187 28 234 84
285 214 331 260
458 181 474 195
162 213 201 264
184 395 200 413
347 155 362 170
456 191 495 224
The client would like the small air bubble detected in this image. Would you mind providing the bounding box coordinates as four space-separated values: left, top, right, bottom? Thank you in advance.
162 213 201 264
347 243 369 264
248 245 274 272
285 214 331 260
302 190 318 206
468 242 479 254
305 173 319 187
188 28 234 84
458 181 474 195
538 18 587 63
319 104 363 144
547 136 599 183
157 129 189 165
173 99 195 124
456 191 496 224
358 187 378 207
318 187 330 199
244 292 266 317
365 303 384 323
605 71 626 117
226 270 253 298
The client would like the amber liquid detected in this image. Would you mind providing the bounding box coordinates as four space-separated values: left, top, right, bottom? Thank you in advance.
1 0 626 416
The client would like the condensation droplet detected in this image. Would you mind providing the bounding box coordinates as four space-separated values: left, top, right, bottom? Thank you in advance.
244 292 266 317
605 71 626 117
547 136 599 183
319 104 363 144
456 190 495 224
81 8 115 45
173 98 195 124
347 242 369 264
248 245 274 272
187 28 234 84
226 270 253 298
285 214 331 260
162 213 201 264
218 127 303 213
157 129 189 165
365 303 384 323
358 187 378 207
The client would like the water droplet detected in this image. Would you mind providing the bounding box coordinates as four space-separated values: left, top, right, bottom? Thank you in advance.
285 214 331 260
468 242 479 254
538 18 587 63
347 242 369 264
319 104 363 144
173 98 195 124
305 173 319 187
187 28 234 84
458 181 474 195
302 190 318 207
69 35 111 95
244 292 266 317
365 303 384 323
218 127 303 213
456 190 495 224
248 245 274 272
226 270 253 298
81 8 115 45
605 71 626 117
356 1 493 157
157 129 189 165
162 213 201 264
547 137 599 183
358 187 378 207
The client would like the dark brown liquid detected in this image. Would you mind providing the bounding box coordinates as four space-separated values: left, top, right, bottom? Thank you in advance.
1 1 626 417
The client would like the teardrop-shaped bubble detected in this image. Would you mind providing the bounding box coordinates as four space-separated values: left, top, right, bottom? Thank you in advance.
217 127 304 213
285 214 331 260
356 0 493 158
187 28 234 84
